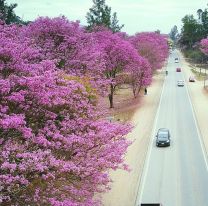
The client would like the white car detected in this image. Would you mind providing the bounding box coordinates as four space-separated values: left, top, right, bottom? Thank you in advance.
177 80 184 87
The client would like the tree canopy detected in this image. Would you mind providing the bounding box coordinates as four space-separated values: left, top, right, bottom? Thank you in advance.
86 0 124 32
0 0 24 24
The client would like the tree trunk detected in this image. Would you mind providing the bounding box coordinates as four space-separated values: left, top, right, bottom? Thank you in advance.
133 86 136 98
136 85 142 96
108 84 114 108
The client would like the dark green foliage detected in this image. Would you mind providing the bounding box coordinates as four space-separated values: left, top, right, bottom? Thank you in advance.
179 6 208 49
169 25 178 42
197 9 203 20
0 0 24 24
111 12 124 32
86 0 124 32
155 30 161 34
183 49 208 64
179 15 201 48
178 5 208 63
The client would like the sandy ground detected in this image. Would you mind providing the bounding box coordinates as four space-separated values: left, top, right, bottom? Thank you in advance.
100 70 165 206
180 52 208 160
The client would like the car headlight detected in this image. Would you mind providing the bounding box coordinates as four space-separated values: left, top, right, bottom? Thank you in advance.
166 140 170 142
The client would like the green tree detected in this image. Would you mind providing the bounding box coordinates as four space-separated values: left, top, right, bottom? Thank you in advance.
155 29 160 34
197 9 203 20
180 15 200 48
201 8 208 36
86 0 124 32
111 12 123 32
169 25 178 42
0 0 23 24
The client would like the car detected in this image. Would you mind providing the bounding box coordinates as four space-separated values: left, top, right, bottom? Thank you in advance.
140 204 162 206
156 128 170 147
189 76 195 82
176 67 181 72
177 80 184 86
175 57 179 63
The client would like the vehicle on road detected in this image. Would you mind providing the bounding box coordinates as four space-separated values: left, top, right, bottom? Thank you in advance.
175 57 179 63
140 204 162 206
156 128 170 147
166 70 168 75
189 76 195 82
177 80 184 87
176 67 181 72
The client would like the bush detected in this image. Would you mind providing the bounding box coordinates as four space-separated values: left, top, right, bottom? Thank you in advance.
183 49 207 63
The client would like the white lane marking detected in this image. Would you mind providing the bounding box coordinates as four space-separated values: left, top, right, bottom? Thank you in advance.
181 54 208 171
135 59 169 205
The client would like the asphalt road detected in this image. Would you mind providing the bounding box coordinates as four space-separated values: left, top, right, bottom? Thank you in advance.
136 50 208 206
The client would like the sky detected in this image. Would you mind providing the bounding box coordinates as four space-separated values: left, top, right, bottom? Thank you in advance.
6 0 208 35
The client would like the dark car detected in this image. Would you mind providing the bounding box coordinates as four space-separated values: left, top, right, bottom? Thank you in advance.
175 57 179 63
156 128 170 147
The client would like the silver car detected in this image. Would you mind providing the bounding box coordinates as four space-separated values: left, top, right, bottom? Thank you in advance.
177 80 184 87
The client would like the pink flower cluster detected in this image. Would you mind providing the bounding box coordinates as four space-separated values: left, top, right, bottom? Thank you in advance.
129 32 169 71
200 38 208 55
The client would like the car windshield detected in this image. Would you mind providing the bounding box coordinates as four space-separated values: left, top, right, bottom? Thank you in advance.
158 131 168 138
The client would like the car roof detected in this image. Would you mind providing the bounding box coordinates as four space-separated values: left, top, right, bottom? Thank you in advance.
158 128 169 132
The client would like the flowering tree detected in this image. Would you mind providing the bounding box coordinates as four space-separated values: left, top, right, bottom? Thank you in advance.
0 23 131 205
93 29 150 107
130 32 169 71
22 17 108 93
200 38 208 55
128 58 152 98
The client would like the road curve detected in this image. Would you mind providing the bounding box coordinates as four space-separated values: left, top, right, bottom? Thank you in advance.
136 50 208 206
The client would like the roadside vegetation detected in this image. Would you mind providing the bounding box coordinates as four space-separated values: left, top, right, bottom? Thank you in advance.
169 4 208 65
0 0 168 205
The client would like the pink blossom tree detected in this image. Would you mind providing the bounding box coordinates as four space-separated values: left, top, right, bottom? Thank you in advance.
0 23 131 206
129 32 169 71
200 38 208 55
93 29 150 107
22 17 108 93
127 58 152 98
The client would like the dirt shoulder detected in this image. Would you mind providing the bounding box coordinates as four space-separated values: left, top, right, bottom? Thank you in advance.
101 70 165 206
180 52 208 159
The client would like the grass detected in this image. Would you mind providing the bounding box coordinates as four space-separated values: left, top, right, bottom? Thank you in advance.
190 68 207 81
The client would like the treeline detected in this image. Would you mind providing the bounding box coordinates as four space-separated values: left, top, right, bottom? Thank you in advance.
171 4 208 63
0 1 168 205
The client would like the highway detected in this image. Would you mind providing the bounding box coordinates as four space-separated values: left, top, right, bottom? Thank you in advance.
136 50 208 206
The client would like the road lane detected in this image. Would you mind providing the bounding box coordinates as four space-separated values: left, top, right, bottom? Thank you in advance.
136 50 208 206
